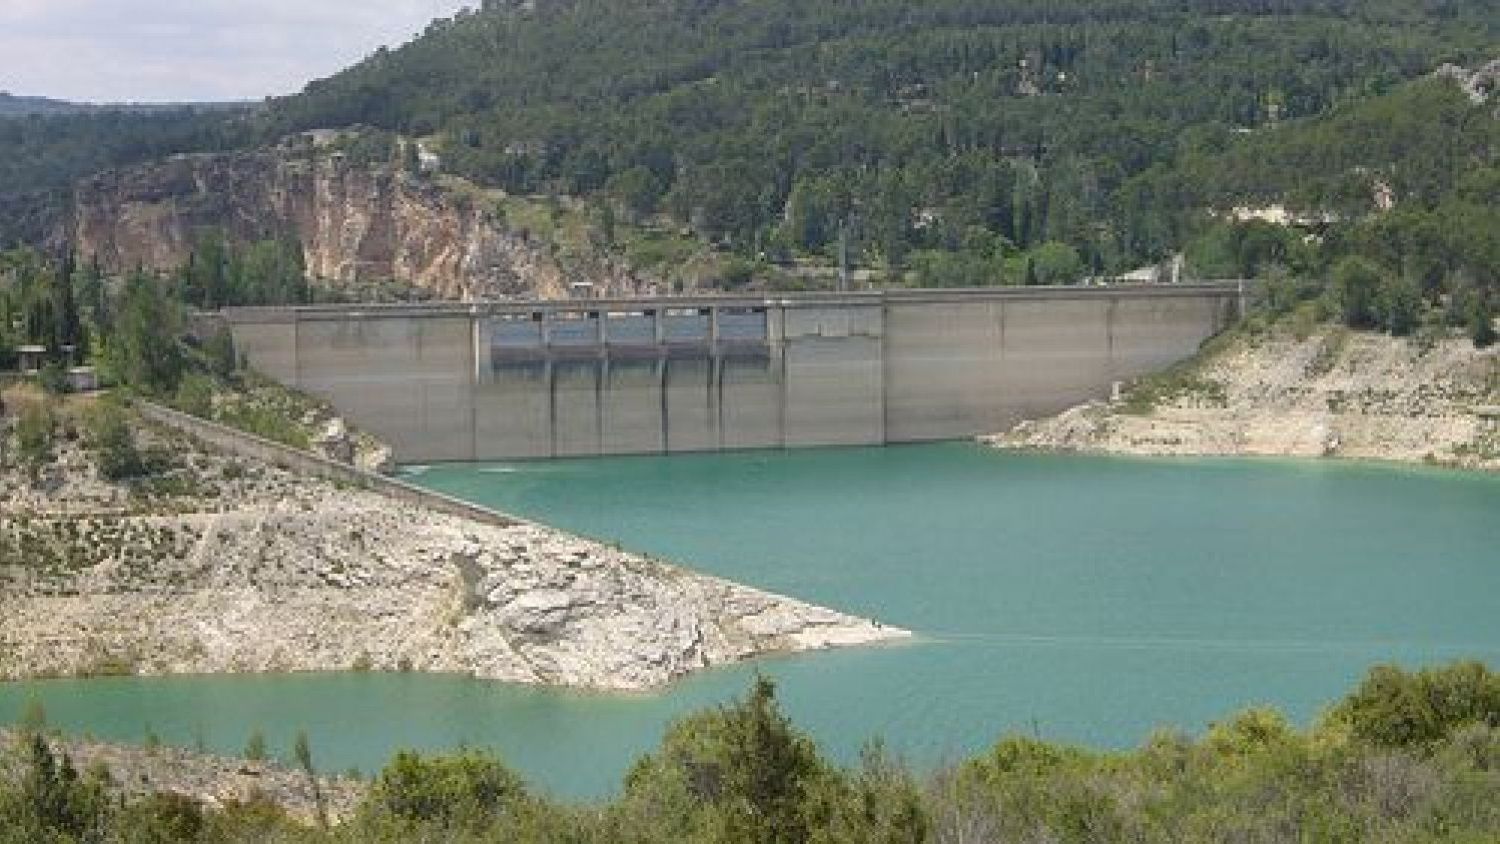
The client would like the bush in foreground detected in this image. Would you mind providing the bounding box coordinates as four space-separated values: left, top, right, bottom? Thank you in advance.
1 662 1496 842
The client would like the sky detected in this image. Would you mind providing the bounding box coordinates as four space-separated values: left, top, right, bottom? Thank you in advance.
0 0 472 103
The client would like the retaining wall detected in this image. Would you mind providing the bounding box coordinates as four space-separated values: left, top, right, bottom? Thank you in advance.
135 402 522 527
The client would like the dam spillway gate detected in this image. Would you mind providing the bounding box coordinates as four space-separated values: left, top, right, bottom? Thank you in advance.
225 285 1242 462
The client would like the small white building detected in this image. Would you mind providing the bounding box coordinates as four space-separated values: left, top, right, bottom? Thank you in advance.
17 344 46 374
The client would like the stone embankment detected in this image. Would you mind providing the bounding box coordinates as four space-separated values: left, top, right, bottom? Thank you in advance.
0 407 906 689
985 326 1499 470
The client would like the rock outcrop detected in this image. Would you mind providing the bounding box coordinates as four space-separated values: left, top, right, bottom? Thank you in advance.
0 408 907 690
70 149 651 301
1435 58 1500 106
984 326 1500 471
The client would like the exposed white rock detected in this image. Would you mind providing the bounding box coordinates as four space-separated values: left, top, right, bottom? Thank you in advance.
983 326 1499 471
0 413 908 690
1435 59 1500 105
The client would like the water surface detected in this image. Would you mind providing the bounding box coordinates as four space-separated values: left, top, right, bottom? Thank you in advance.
4 445 1497 798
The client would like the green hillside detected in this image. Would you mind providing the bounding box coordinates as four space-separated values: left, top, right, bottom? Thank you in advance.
255 0 1495 281
0 1 1494 293
1155 74 1497 312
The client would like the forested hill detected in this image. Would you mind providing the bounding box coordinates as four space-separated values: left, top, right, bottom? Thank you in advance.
0 94 81 117
1174 72 1496 214
0 108 247 196
252 0 1496 278
1133 69 1498 286
0 1 1494 288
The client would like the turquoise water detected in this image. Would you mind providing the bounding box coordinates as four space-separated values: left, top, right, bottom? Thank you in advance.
3 445 1497 799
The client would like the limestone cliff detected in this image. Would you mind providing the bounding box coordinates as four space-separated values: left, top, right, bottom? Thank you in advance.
71 150 651 301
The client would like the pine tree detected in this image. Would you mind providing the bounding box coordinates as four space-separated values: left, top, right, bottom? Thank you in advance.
52 251 83 361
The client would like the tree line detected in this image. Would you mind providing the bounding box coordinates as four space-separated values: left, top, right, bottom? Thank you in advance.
0 234 306 395
1 661 1497 842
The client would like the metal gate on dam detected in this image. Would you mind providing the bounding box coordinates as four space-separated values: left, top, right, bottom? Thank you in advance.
224 284 1242 462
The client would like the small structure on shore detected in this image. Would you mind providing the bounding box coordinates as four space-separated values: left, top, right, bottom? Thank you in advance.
67 366 100 393
17 344 47 374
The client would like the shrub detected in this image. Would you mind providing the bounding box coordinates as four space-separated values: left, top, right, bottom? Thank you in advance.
1467 299 1497 348
1331 661 1500 749
84 402 148 481
244 730 267 762
37 361 70 395
719 257 758 289
9 733 111 840
204 328 237 379
1333 256 1384 329
621 676 828 843
1376 275 1423 336
366 750 528 830
172 372 216 418
913 249 1001 288
116 793 206 842
15 400 54 482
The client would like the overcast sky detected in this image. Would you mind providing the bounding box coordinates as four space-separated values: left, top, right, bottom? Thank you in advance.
0 0 472 103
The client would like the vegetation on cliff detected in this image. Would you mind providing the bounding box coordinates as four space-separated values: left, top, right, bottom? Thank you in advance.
3 662 1497 842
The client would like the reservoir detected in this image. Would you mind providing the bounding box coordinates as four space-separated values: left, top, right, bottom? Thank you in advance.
3 445 1497 798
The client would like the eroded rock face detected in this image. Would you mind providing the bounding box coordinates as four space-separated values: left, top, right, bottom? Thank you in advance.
70 151 648 301
0 419 908 690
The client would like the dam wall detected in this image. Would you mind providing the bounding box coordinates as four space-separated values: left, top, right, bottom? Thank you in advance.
226 285 1241 462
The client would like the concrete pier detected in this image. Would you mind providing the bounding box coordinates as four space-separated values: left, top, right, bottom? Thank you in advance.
225 285 1241 462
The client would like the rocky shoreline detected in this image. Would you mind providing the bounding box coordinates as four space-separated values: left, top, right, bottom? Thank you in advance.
0 399 907 690
0 729 364 825
984 326 1499 471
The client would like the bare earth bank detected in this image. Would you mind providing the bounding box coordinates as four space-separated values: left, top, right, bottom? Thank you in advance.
984 326 1499 471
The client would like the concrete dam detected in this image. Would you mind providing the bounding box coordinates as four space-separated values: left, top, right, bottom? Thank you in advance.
225 285 1243 462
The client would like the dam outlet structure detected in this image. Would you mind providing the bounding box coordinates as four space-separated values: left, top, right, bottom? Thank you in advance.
223 285 1242 462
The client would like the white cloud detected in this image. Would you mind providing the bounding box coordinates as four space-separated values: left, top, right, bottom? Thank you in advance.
0 0 471 103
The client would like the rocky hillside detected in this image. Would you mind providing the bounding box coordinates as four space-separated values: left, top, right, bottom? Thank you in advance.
70 146 658 301
986 325 1500 470
0 394 904 689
